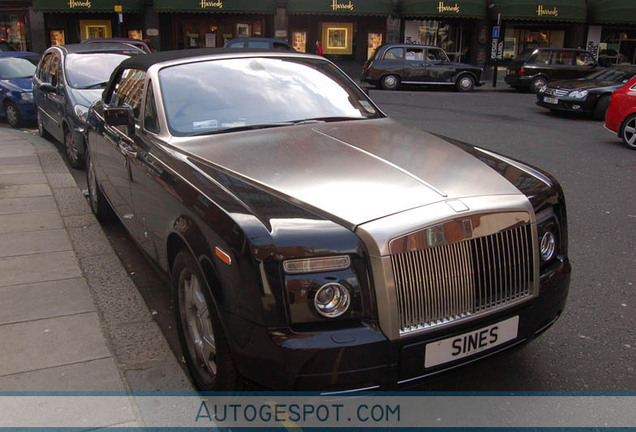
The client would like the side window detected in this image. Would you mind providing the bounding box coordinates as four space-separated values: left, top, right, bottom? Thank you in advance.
426 48 446 62
552 50 574 65
383 47 404 60
534 50 551 64
40 53 60 86
577 52 594 66
406 48 424 61
144 81 159 134
111 68 146 123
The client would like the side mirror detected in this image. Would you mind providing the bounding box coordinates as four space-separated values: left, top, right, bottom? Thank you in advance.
39 82 56 93
105 105 135 137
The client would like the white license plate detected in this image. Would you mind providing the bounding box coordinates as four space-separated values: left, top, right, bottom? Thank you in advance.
424 316 519 368
543 96 559 104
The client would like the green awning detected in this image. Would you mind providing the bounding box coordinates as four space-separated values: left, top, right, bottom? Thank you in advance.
588 0 636 25
287 0 393 16
153 0 275 13
33 0 145 12
400 0 486 19
497 0 587 22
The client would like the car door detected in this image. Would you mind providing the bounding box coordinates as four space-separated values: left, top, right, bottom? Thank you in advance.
91 67 143 238
402 47 427 83
34 51 64 141
571 51 598 78
422 47 455 83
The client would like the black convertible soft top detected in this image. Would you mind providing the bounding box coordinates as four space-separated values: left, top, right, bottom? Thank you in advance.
116 47 303 71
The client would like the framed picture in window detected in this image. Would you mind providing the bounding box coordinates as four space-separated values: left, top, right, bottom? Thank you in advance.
128 30 143 40
291 31 307 53
322 22 353 55
236 23 250 38
367 32 382 59
50 30 65 46
80 20 112 40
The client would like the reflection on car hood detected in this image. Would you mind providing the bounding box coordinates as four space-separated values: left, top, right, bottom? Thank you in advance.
180 118 522 228
68 88 103 107
548 79 623 91
0 77 32 92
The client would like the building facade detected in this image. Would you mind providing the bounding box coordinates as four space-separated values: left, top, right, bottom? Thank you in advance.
17 0 636 67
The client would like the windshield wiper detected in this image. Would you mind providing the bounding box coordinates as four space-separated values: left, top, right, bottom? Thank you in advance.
76 81 109 89
292 116 366 123
189 122 295 136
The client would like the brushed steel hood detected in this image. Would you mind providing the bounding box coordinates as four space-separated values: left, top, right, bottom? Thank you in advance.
176 118 522 228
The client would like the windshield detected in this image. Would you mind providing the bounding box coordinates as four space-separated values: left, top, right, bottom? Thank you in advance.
0 56 38 79
65 52 132 88
159 57 383 136
585 68 636 83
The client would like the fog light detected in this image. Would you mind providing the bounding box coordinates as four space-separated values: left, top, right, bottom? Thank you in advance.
540 232 556 261
314 283 350 318
572 104 581 110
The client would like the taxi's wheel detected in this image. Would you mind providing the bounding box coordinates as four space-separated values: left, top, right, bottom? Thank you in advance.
621 114 636 150
173 249 241 390
456 75 475 92
64 126 84 169
531 76 547 94
592 95 610 121
381 74 399 90
5 102 22 128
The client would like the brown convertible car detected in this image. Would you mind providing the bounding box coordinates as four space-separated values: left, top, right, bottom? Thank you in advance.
85 49 570 391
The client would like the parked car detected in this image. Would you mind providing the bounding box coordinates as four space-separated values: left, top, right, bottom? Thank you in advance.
33 43 145 168
362 44 483 91
604 75 636 150
505 47 603 93
223 37 295 52
536 65 636 120
81 37 152 54
0 52 39 128
85 48 570 391
0 40 16 52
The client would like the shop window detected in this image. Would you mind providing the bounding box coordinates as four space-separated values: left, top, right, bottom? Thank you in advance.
80 20 112 40
128 30 143 40
50 30 65 46
367 33 382 60
292 31 307 53
321 22 353 55
236 23 250 38
0 14 27 51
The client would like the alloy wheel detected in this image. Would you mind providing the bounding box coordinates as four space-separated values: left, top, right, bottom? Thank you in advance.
179 269 217 384
5 103 20 128
65 129 80 167
622 116 636 149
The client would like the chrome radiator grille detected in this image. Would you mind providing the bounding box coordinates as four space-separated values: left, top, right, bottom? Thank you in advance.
391 224 535 334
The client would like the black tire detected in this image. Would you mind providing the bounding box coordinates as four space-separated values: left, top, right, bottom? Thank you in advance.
64 126 84 169
621 114 636 150
172 249 241 390
592 95 611 121
455 75 475 92
85 150 114 221
380 74 399 90
530 76 548 94
5 102 22 128
37 109 52 139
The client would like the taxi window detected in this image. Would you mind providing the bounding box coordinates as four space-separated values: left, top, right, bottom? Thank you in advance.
405 48 424 61
383 47 404 60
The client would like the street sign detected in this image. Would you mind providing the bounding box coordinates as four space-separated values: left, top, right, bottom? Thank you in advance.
492 26 500 38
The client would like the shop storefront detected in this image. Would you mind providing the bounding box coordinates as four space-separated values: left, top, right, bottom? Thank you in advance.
400 0 488 65
287 0 394 61
494 0 587 62
588 0 636 65
0 0 31 51
153 0 276 50
32 0 146 47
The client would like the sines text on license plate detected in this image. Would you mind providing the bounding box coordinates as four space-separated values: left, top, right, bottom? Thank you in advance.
424 316 519 368
544 96 559 104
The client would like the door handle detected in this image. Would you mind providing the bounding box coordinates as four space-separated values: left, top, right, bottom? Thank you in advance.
118 140 138 158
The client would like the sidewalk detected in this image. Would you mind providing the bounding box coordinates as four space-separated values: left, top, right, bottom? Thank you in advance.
0 127 192 401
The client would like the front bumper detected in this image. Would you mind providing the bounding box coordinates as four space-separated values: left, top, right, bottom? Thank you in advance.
536 95 595 114
232 258 571 391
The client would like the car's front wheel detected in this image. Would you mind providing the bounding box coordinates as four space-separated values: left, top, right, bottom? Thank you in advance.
531 76 548 94
456 75 475 92
381 74 399 90
173 249 241 390
621 114 636 150
5 102 22 128
592 95 611 121
64 126 84 169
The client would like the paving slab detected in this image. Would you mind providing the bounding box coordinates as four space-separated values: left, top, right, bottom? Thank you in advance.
0 229 71 258
0 164 41 175
0 358 126 391
0 312 112 377
0 278 95 325
0 144 37 158
0 211 63 234
0 196 57 215
0 155 39 166
0 172 47 184
0 184 52 199
0 251 82 287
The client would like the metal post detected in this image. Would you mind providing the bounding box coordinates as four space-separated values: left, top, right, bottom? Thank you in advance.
492 12 501 87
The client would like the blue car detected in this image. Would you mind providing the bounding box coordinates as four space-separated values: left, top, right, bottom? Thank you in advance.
0 52 39 128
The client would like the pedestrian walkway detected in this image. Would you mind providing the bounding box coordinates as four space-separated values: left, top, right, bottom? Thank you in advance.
0 128 192 403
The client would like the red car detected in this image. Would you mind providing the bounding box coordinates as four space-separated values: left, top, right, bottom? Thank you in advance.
605 75 636 150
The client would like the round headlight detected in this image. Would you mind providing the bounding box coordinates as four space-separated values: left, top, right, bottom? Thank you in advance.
314 283 350 318
540 231 556 262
